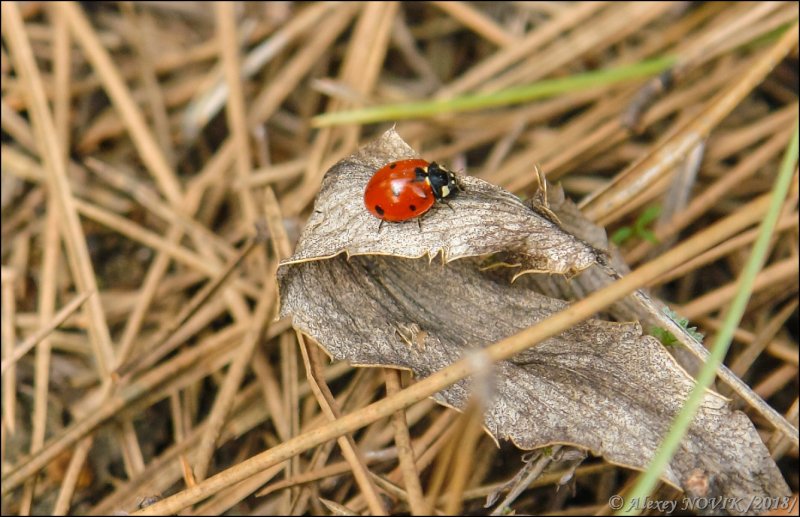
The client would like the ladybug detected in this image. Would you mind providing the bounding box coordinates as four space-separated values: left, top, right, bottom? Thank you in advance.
364 159 462 227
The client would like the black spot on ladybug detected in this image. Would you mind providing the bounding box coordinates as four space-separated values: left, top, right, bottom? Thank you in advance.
375 205 384 216
389 163 396 169
409 204 417 212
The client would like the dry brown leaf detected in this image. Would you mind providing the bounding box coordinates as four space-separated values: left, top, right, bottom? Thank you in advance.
281 129 600 276
277 129 789 512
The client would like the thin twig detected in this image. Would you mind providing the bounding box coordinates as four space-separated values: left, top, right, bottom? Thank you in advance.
60 2 183 207
384 369 428 515
298 335 388 515
1 290 94 374
2 0 116 379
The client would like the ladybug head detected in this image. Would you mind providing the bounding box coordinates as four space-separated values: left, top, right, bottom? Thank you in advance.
426 162 462 200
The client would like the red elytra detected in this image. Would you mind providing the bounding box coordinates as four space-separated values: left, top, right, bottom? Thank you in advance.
363 159 461 223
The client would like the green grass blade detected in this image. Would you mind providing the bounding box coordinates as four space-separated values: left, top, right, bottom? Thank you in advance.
312 56 677 127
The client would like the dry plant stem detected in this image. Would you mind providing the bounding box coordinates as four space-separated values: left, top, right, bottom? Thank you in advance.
368 472 417 506
1 1 116 379
130 173 798 515
1 290 94 374
769 399 799 458
59 2 183 207
257 448 399 497
262 9 359 212
588 106 749 229
237 158 308 188
450 464 611 506
22 203 60 515
650 210 798 287
728 300 799 379
290 402 449 513
93 360 352 515
384 369 428 515
424 415 460 512
51 5 71 153
70 191 260 323
496 49 734 191
3 4 796 511
251 349 291 442
490 446 562 516
113 140 237 367
118 420 145 475
753 364 798 399
6 234 30 301
192 265 278 481
181 2 337 138
83 157 235 260
120 2 175 166
319 498 359 515
706 103 798 162
391 13 441 89
678 257 799 320
104 153 257 373
0 29 231 109
261 183 297 507
438 2 608 98
262 186 294 260
90 383 261 515
1 270 17 433
579 23 800 222
217 2 258 230
288 369 377 515
0 99 38 151
22 7 71 513
675 2 785 71
345 373 400 456
626 127 796 264
280 334 300 509
299 336 388 515
623 2 783 127
189 179 287 481
482 2 670 95
51 436 93 515
648 140 705 257
190 462 286 515
123 296 229 377
445 404 484 515
466 440 496 497
429 1 516 47
75 68 206 151
70 199 216 275
1 15 134 498
249 4 358 127
0 321 248 495
340 1 398 152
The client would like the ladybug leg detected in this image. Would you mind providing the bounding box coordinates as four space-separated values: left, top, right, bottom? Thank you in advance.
378 220 385 232
416 218 423 232
441 199 456 213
